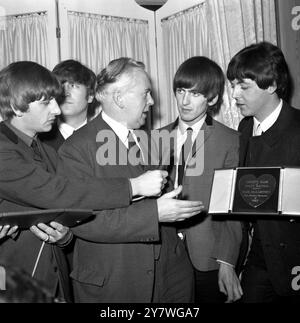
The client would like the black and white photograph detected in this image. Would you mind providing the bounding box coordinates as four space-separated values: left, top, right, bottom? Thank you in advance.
0 0 300 316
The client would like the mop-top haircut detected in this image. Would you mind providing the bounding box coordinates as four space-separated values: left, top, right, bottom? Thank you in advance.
0 61 61 120
227 41 290 100
173 56 225 115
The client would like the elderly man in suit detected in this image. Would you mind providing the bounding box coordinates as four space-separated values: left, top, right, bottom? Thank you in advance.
227 42 300 303
57 57 204 303
0 61 171 301
161 56 243 303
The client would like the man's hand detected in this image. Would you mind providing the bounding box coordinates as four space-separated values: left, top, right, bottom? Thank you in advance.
130 170 168 197
0 225 18 240
157 186 204 222
30 222 72 246
218 262 243 303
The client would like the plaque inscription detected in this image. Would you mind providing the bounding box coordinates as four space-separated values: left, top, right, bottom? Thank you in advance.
238 174 276 208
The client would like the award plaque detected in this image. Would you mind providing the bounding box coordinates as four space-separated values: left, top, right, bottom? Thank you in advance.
208 167 300 217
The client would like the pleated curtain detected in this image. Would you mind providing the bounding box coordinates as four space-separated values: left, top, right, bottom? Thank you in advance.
68 11 150 75
0 13 49 70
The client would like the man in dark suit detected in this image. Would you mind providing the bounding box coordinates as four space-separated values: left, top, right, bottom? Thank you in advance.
227 41 300 302
41 59 99 150
57 57 204 303
0 61 170 301
161 57 242 303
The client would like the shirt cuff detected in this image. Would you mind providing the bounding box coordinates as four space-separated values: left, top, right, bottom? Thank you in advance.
216 259 234 268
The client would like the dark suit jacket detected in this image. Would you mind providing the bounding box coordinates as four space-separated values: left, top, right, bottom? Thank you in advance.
161 115 242 271
0 121 131 300
238 102 300 296
57 113 193 303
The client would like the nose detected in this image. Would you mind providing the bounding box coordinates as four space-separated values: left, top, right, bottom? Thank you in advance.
231 85 240 100
147 93 154 106
51 99 61 116
63 82 71 96
182 91 190 105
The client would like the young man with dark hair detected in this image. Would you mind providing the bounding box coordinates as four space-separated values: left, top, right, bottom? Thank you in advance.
41 59 100 150
0 61 168 302
227 41 300 302
162 56 243 303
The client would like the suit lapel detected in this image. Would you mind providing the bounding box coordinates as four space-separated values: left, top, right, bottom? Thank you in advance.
260 102 295 147
190 114 214 161
239 102 295 166
0 122 19 144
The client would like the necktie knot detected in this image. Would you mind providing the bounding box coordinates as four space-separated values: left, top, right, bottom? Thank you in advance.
182 127 193 161
127 130 143 163
254 123 263 136
31 139 42 158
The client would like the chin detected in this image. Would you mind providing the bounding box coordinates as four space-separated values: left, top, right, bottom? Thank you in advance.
43 125 53 132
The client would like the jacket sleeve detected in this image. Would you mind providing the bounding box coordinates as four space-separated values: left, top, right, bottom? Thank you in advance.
0 147 130 210
58 138 160 243
72 198 160 243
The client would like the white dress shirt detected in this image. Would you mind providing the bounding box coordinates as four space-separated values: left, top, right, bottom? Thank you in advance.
58 119 87 140
252 99 283 136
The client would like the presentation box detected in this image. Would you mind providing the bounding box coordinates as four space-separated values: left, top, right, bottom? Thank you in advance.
208 167 300 217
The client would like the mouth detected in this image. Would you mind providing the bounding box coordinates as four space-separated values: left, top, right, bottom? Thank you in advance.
180 107 192 113
235 103 245 108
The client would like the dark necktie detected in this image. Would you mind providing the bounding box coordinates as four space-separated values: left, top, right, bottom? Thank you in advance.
31 139 48 170
177 127 193 186
31 139 43 161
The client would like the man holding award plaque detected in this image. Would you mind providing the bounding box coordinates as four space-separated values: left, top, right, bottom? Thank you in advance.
227 42 300 302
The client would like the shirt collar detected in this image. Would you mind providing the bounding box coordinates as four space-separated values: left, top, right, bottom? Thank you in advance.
58 119 87 140
4 121 34 147
253 99 283 134
101 111 129 147
178 113 206 138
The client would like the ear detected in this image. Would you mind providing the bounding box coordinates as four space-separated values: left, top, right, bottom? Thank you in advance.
113 91 125 109
87 95 94 104
10 103 23 117
267 82 277 94
207 95 219 106
95 92 104 102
